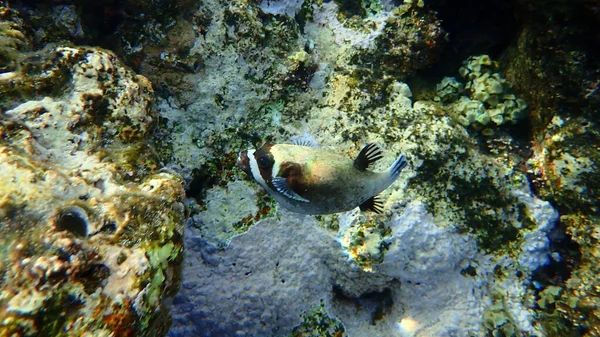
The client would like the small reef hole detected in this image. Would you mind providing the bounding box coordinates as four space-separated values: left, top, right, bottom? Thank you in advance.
77 264 111 294
98 220 117 234
55 206 89 237
332 285 395 325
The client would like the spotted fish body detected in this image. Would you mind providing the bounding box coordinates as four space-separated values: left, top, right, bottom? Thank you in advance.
237 143 407 215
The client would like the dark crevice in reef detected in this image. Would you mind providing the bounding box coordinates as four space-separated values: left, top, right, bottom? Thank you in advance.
418 0 520 79
13 0 201 71
185 151 240 204
14 0 127 47
475 117 534 165
531 225 584 336
532 227 581 290
185 167 214 201
332 285 395 325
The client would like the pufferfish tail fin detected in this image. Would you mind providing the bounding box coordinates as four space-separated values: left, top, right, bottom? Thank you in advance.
387 154 407 181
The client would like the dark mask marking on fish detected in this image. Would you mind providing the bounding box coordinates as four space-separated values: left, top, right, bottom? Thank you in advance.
252 143 275 182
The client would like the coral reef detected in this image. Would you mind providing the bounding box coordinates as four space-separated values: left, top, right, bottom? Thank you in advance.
502 0 600 334
436 55 528 135
0 6 28 73
350 2 446 99
159 4 560 330
2 0 597 336
160 1 560 336
0 26 185 336
526 111 600 335
171 192 556 336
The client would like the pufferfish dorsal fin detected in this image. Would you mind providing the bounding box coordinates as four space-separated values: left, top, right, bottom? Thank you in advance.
354 143 384 171
359 195 384 214
272 177 310 203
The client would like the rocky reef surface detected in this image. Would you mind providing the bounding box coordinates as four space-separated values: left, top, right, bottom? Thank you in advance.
1 0 598 336
0 6 185 336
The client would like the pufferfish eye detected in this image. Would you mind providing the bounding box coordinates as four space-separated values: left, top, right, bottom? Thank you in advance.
258 155 273 169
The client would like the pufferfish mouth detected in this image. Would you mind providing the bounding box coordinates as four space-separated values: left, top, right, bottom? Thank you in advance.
236 151 251 175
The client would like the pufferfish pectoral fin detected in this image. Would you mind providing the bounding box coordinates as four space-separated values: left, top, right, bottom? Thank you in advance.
354 143 384 171
359 195 384 214
272 177 310 203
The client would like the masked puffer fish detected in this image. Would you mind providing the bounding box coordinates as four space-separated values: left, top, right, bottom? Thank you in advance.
236 142 407 215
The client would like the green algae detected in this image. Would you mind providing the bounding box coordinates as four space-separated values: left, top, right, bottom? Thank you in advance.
290 302 345 337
